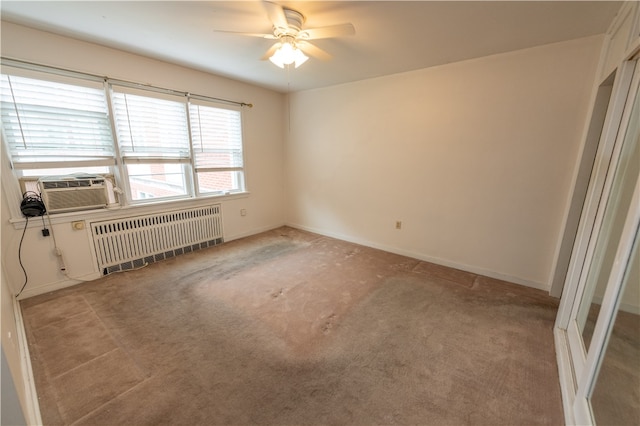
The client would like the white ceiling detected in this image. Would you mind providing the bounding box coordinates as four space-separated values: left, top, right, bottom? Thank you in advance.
1 1 622 93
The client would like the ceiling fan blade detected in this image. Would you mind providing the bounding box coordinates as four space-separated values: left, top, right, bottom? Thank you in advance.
260 43 282 61
299 23 355 40
297 41 332 61
214 30 276 39
263 1 288 30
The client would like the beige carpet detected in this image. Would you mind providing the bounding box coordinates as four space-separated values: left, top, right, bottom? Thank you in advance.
20 226 563 425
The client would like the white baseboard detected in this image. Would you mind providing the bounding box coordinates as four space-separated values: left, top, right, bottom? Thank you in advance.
16 272 101 300
618 302 640 315
12 298 42 425
16 222 290 301
223 222 287 243
592 295 640 315
285 222 548 291
20 222 552 298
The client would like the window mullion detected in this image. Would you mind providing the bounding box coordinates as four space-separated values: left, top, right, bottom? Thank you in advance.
195 167 244 173
6 76 28 149
240 107 248 192
105 81 130 205
185 100 197 197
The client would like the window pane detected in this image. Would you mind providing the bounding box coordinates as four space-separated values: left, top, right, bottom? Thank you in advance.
0 74 115 165
112 91 190 159
190 104 243 169
127 163 187 201
197 171 244 194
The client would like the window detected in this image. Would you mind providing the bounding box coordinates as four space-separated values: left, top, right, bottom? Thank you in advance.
0 73 115 172
190 101 244 195
1 66 247 209
111 88 191 201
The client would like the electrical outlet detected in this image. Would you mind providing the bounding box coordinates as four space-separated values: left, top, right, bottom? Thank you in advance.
395 221 402 230
240 209 247 217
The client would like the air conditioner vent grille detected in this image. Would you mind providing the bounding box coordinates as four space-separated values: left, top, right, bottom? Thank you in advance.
45 188 108 212
41 178 105 189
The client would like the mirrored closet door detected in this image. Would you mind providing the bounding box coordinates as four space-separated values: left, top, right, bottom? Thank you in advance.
555 53 640 425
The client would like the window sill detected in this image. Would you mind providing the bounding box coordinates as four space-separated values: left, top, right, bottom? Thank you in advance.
10 191 250 229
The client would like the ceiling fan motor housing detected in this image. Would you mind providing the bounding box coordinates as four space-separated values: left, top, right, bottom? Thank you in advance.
278 8 305 35
220 2 354 64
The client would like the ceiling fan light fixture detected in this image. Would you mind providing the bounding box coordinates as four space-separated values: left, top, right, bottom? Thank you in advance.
269 39 308 69
268 47 286 68
293 49 308 68
218 2 354 71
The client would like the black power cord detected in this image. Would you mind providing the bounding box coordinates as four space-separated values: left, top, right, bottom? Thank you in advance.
15 216 29 299
15 192 47 298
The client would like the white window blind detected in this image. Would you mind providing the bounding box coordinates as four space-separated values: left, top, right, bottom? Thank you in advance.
1 62 249 207
112 89 190 161
189 102 243 171
0 74 115 168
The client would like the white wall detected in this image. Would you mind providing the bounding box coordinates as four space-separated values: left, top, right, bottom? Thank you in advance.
2 345 27 425
1 22 286 297
2 182 42 424
285 36 604 290
0 18 613 425
1 265 27 424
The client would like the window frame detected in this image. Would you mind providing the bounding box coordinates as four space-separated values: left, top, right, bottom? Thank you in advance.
0 67 116 170
109 85 195 204
188 98 246 197
1 61 249 216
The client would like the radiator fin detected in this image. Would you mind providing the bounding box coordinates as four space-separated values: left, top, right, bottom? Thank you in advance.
91 205 223 275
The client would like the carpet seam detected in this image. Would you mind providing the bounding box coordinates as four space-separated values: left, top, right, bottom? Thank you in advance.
82 295 153 379
67 376 155 426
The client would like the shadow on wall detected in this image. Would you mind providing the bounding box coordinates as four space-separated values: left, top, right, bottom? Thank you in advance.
1 346 27 425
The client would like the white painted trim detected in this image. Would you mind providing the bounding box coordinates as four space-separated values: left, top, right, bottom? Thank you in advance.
555 61 637 330
8 191 251 230
566 319 587 382
223 222 287 243
573 396 594 426
1 134 25 221
565 62 640 416
549 34 610 298
557 63 640 426
16 273 102 300
15 221 286 300
554 327 576 426
599 2 640 81
285 222 546 290
578 175 640 403
12 298 42 425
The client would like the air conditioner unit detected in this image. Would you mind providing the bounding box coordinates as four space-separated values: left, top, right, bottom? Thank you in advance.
38 174 109 213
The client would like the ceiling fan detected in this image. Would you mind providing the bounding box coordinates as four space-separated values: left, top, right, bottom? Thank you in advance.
217 1 356 68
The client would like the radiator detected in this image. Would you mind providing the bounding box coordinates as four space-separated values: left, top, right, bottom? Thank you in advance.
91 204 223 275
